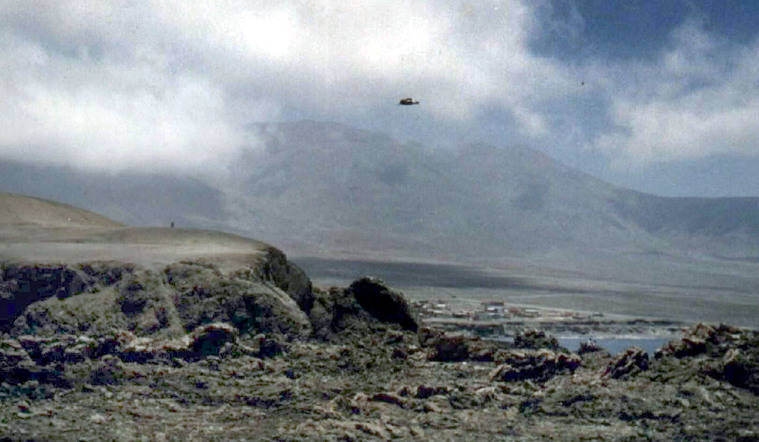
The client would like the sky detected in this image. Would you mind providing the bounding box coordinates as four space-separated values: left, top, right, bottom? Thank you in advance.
1 0 759 196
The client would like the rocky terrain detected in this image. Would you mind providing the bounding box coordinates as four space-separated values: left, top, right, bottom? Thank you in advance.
2 193 759 440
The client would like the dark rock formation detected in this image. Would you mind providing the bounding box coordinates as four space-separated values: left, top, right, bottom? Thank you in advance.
604 346 649 379
252 248 314 315
0 264 94 331
190 323 239 357
165 261 311 338
3 256 311 340
308 278 419 341
513 329 563 351
490 349 581 382
427 334 470 362
421 328 505 362
656 323 759 393
347 277 418 332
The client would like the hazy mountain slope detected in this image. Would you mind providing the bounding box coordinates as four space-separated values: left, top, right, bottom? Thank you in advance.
0 192 121 228
222 121 683 259
2 120 759 263
0 161 225 228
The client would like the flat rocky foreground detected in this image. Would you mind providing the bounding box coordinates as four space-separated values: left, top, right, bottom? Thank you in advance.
2 272 758 440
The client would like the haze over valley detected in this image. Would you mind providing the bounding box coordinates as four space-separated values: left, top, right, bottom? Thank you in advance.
3 121 759 326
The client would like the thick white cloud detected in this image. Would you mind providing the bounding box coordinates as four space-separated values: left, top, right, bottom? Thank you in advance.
595 21 759 165
0 0 577 174
2 1 756 178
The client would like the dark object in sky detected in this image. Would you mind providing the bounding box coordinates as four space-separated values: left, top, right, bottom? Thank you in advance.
399 98 419 105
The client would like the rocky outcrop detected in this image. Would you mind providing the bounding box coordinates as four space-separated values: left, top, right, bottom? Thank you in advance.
165 261 311 338
308 278 419 341
604 346 649 379
655 323 759 393
0 263 101 331
420 328 506 362
250 248 314 315
347 277 418 332
2 252 313 340
490 349 581 382
1 322 263 386
513 329 563 351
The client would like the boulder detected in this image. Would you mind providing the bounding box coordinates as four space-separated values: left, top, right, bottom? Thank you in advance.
604 346 649 379
253 248 314 315
165 261 312 339
347 278 418 332
308 280 418 341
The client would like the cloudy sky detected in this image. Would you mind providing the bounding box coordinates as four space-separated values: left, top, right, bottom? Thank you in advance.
2 0 759 196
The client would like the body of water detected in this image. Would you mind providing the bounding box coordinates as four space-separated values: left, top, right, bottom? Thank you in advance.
558 336 674 355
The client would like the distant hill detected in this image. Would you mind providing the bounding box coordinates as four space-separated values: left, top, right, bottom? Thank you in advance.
0 162 225 229
3 120 759 264
0 192 121 228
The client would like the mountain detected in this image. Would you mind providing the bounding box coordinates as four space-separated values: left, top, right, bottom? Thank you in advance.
224 121 759 263
3 120 759 266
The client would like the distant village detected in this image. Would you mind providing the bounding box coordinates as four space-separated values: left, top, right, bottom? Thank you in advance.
412 298 680 338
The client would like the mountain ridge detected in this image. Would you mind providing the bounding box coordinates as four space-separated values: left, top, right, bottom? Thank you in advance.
2 120 759 265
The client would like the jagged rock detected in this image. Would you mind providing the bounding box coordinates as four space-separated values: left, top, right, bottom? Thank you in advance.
78 261 135 287
418 327 442 348
347 277 418 332
656 323 746 359
251 248 314 315
0 339 68 386
656 336 707 358
95 330 138 358
0 264 92 331
604 346 649 379
1 339 34 370
424 332 503 362
513 329 562 351
467 339 503 361
490 349 581 382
